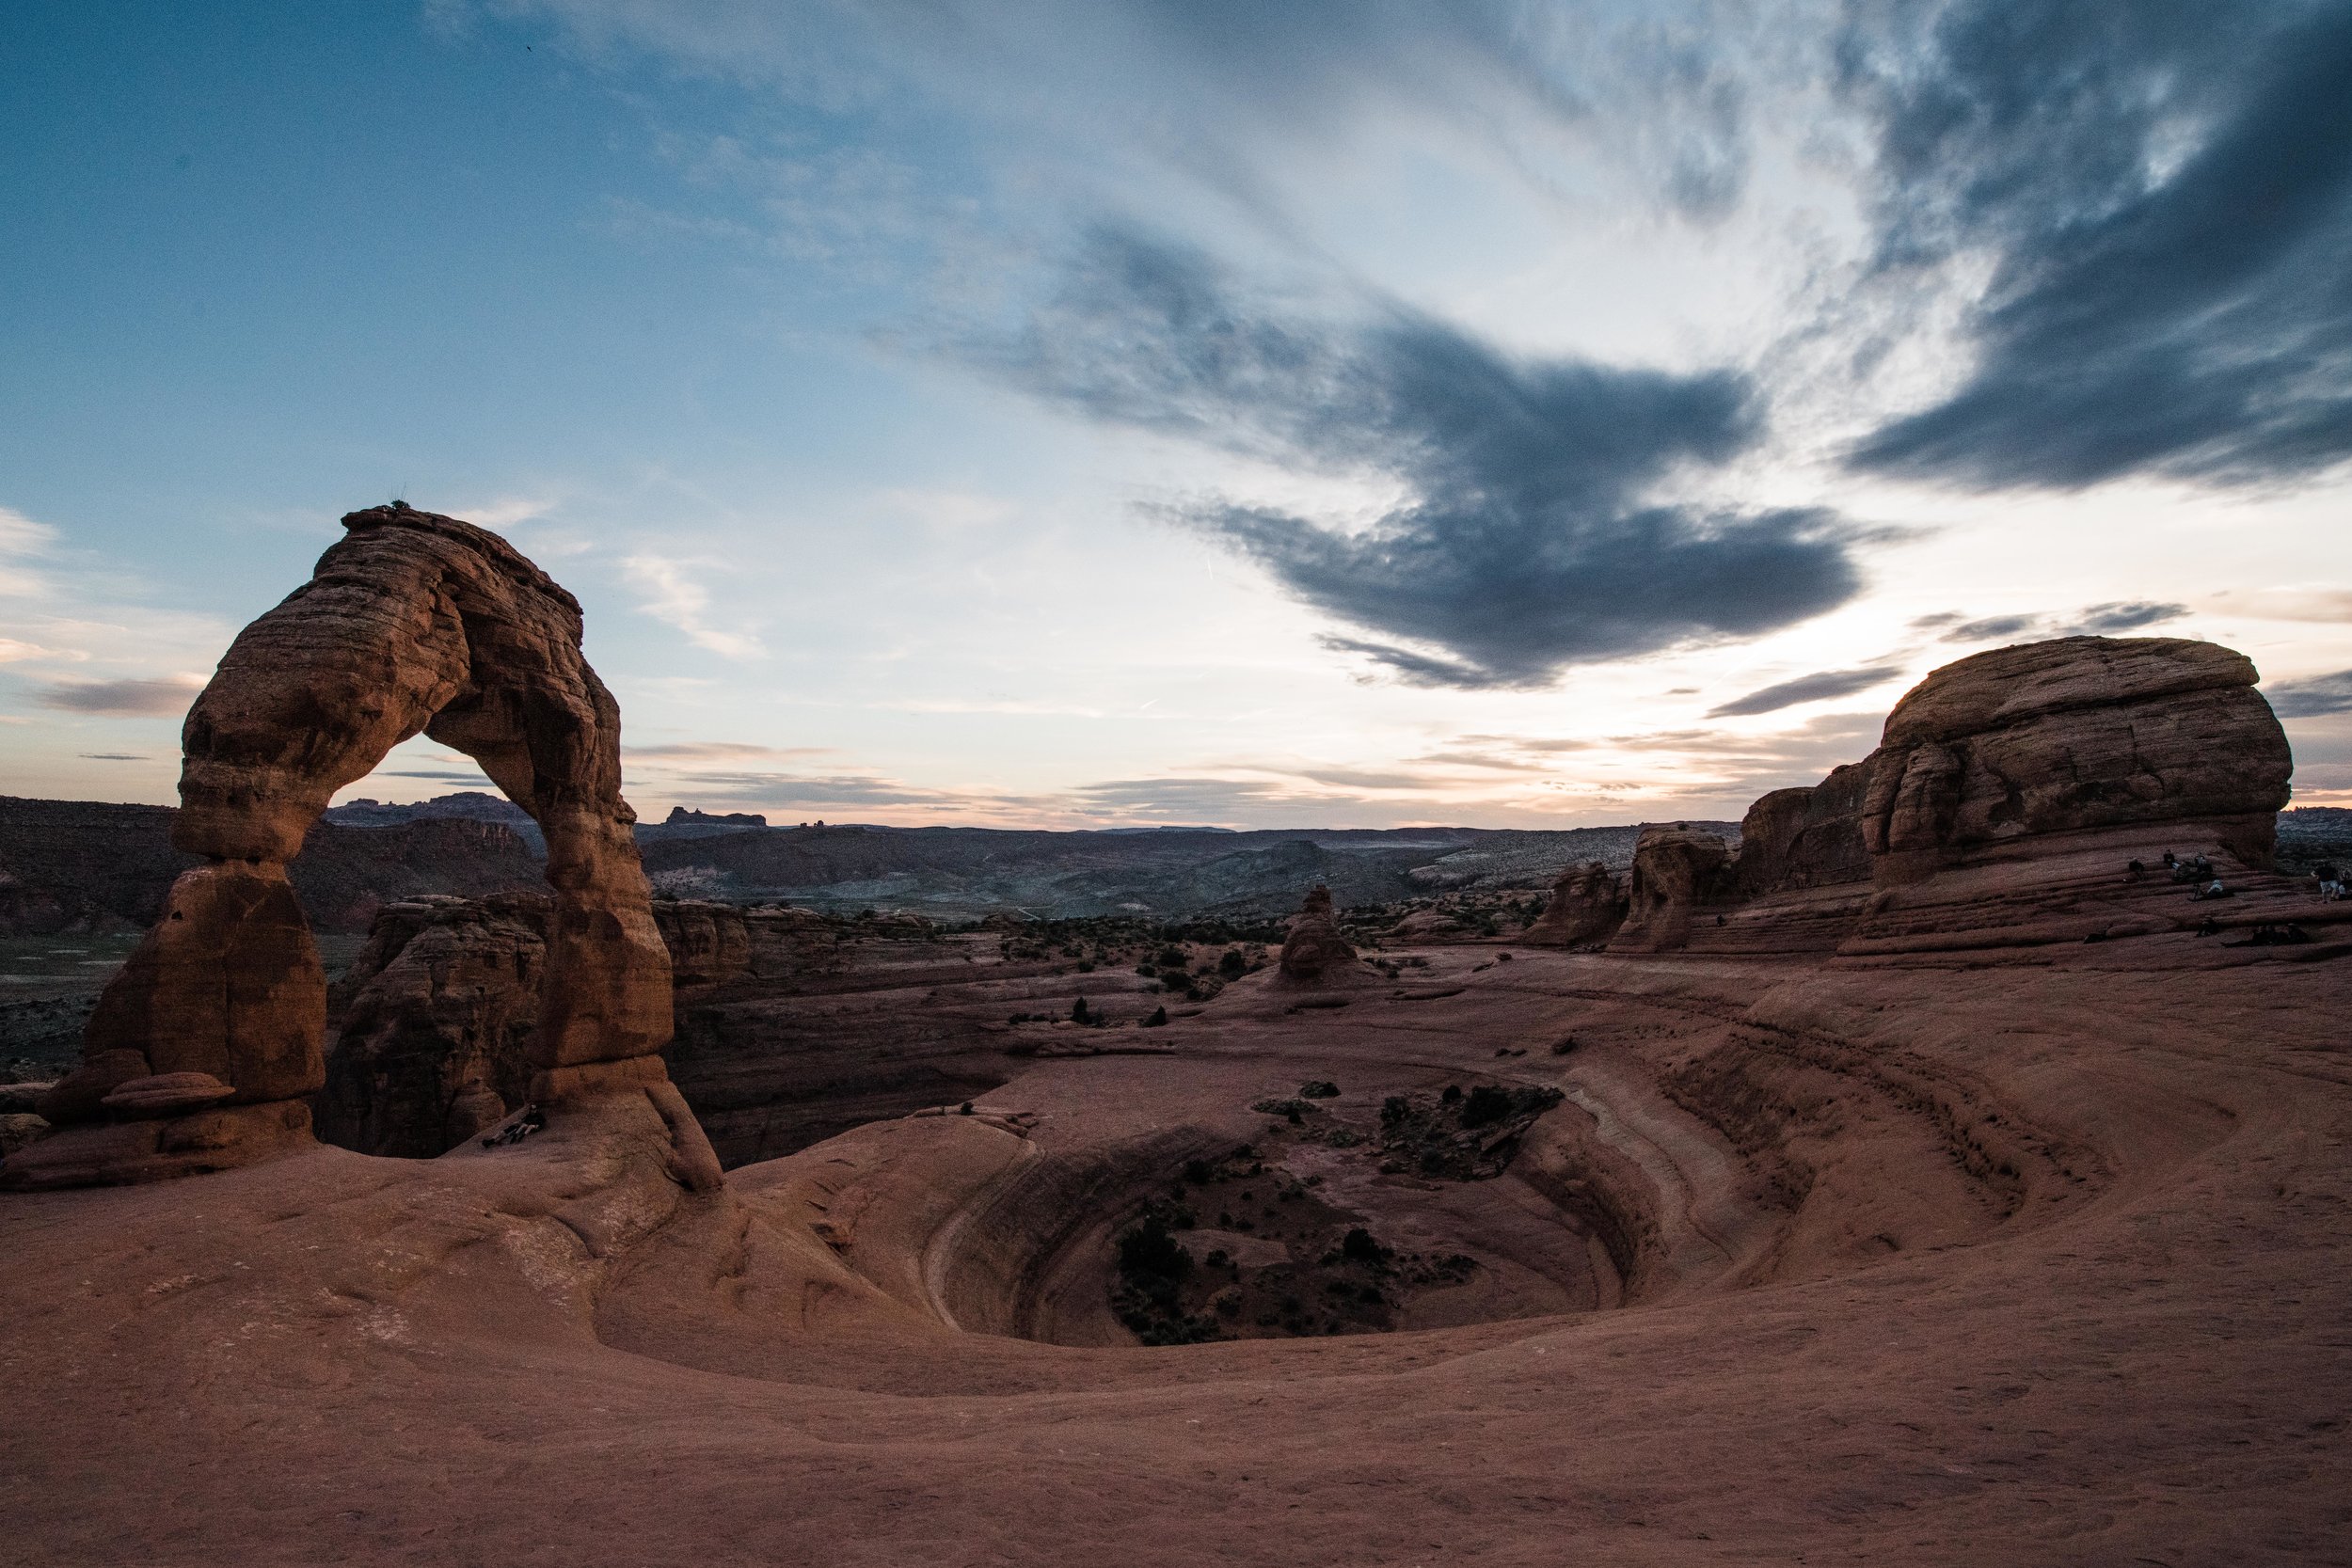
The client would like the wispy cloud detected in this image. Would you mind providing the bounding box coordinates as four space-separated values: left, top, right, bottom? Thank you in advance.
622 553 766 659
1930 600 2188 645
35 674 206 717
2268 670 2352 720
1708 663 1906 719
0 504 58 596
625 740 834 762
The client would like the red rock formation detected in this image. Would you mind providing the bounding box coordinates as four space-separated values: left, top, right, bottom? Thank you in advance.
1519 862 1626 946
1608 826 1732 954
317 895 549 1158
1279 884 1359 983
5 505 718 1191
1678 637 2301 958
654 899 755 989
1728 759 1879 898
1862 637 2289 884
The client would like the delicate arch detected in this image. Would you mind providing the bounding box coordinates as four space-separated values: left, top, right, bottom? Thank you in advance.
13 505 692 1188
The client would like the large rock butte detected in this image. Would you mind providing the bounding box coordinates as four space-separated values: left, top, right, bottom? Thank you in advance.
1860 636 2288 882
1645 635 2297 958
5 504 720 1191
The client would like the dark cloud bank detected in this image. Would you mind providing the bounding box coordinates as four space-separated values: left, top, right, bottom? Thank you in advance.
965 228 1862 689
943 2 2352 691
1842 0 2352 488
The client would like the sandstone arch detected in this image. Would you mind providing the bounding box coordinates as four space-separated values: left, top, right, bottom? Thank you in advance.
12 505 711 1188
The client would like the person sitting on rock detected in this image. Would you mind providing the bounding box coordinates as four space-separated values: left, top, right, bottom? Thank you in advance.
2125 859 2147 881
481 1104 547 1148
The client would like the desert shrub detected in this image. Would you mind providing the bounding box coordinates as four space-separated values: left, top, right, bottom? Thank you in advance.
1460 1085 1515 1128
1342 1227 1389 1263
1218 949 1247 978
1381 1095 1410 1124
1145 1006 1169 1027
1440 1085 1462 1104
1071 997 1091 1023
1298 1080 1340 1099
1155 945 1188 969
1117 1217 1192 1284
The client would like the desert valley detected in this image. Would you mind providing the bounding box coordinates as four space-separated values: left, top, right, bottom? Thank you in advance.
1 506 2345 1564
10 6 2352 1560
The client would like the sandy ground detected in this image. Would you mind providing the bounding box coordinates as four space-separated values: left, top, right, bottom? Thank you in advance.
4 935 2348 1566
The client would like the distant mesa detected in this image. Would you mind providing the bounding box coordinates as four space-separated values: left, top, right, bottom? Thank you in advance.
665 806 770 828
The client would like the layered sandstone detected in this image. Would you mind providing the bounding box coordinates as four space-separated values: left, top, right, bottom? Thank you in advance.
5 504 716 1192
1727 760 1879 898
1519 862 1626 947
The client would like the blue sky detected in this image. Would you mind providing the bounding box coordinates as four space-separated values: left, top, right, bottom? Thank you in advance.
6 0 2350 825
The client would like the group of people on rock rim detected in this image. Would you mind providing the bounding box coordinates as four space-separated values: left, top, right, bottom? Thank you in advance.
2120 849 2347 903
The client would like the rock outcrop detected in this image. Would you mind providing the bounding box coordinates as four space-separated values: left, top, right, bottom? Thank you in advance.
654 899 756 988
1609 827 1733 954
1278 885 1359 983
1727 761 1879 898
4 504 719 1192
1677 636 2303 958
1861 637 2289 883
1520 863 1627 946
317 895 549 1159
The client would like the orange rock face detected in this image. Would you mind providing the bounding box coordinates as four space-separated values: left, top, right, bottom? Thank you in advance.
1520 862 1626 946
5 505 712 1191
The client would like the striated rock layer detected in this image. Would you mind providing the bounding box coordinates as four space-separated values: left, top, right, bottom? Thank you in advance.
6 505 718 1192
1861 636 2288 885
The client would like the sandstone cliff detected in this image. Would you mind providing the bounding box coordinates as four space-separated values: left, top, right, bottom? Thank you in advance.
1862 636 2289 884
